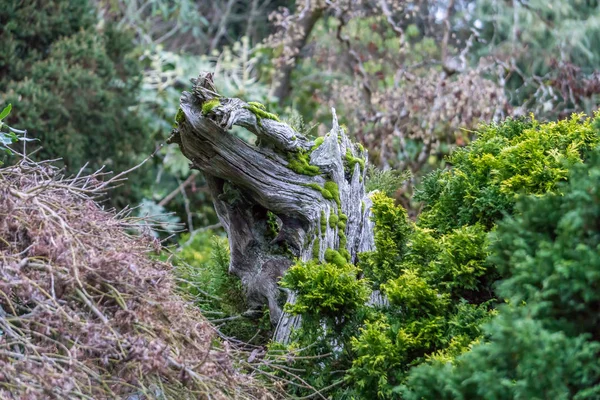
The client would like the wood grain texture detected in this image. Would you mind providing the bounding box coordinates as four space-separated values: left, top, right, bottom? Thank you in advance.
172 72 376 342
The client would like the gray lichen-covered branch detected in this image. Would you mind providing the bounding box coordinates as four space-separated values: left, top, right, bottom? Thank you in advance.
170 72 375 342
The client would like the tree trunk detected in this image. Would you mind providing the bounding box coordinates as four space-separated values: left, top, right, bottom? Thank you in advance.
170 72 375 342
269 4 324 103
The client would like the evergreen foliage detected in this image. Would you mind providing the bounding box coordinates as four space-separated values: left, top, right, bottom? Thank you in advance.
416 114 600 233
0 0 150 206
473 0 600 116
359 192 412 287
365 166 410 197
401 148 600 399
281 259 370 317
272 113 600 399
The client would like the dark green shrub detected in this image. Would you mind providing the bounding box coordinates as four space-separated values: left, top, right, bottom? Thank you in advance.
0 0 95 84
401 314 600 400
401 148 600 399
0 0 150 206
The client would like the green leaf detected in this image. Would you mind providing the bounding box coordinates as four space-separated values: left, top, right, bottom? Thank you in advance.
0 104 12 121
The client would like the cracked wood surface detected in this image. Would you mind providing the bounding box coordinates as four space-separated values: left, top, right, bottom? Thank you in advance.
171 72 375 343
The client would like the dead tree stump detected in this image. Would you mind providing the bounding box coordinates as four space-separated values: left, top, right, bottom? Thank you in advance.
170 72 375 342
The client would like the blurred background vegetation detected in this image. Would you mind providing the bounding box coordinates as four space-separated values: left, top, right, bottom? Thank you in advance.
2 0 600 397
3 0 599 224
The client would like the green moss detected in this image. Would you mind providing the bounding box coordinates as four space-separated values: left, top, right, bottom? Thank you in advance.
324 181 341 207
339 231 347 249
311 136 325 151
202 98 221 115
329 210 339 228
305 183 322 192
357 143 365 152
244 103 280 122
288 151 321 176
361 201 366 213
320 210 327 236
247 101 266 110
175 107 185 124
305 183 333 200
345 149 366 172
312 237 320 259
338 221 347 231
339 213 348 223
291 135 297 140
322 189 334 200
324 248 347 267
340 248 351 262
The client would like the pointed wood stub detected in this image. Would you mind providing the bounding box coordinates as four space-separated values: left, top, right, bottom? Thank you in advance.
171 72 375 342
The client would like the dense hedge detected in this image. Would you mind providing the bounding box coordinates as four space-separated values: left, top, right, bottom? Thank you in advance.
272 113 600 399
401 148 600 399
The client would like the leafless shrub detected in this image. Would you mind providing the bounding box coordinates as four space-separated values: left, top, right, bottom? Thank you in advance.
0 158 276 399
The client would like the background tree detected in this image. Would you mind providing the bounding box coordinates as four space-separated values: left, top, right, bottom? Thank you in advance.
0 0 151 207
261 0 600 204
472 0 600 118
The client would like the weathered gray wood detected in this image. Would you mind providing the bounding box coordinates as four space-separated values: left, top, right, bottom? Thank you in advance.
171 72 375 343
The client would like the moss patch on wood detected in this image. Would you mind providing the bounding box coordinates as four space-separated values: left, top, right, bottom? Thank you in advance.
339 248 351 262
329 210 339 228
305 183 333 200
324 181 341 207
345 149 365 173
202 98 221 115
288 151 321 176
324 248 347 267
312 237 320 259
244 102 280 122
311 136 324 151
338 231 347 249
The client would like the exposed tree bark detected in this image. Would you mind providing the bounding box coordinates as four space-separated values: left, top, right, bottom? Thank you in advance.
170 72 374 342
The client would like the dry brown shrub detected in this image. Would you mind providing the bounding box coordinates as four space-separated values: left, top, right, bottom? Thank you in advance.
0 159 276 399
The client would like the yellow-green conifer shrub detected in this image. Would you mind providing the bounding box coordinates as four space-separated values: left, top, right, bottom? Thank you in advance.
417 114 600 233
268 114 600 399
281 259 370 317
401 148 600 399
